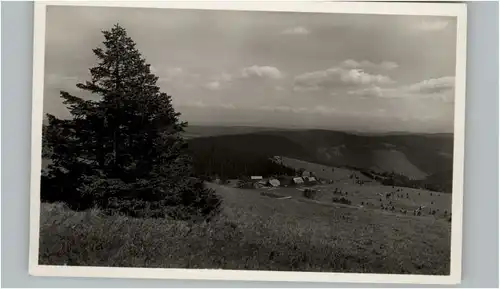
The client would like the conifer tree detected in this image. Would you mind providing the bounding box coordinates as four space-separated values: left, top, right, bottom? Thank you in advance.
42 24 221 220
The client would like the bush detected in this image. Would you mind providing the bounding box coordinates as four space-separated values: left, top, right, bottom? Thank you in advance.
303 189 317 199
48 176 223 222
332 197 352 205
235 180 252 189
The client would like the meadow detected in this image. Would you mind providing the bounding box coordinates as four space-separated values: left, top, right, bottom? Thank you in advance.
39 177 451 274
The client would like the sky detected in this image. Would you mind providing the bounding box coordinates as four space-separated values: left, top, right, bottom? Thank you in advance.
44 6 458 133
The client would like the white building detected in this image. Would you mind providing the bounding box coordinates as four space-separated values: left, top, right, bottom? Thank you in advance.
269 178 281 187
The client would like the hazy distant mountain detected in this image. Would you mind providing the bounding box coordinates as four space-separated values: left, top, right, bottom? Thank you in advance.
186 126 454 185
42 122 454 191
182 125 296 139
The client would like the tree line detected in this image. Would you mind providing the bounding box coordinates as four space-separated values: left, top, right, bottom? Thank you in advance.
187 141 296 181
357 168 452 193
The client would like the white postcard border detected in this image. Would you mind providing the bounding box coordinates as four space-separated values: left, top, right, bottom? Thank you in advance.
29 1 468 285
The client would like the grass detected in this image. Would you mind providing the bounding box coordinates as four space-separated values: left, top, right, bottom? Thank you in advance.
39 182 451 274
275 157 452 217
280 156 372 182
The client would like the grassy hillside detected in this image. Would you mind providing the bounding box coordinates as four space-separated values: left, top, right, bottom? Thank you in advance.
279 156 373 182
263 129 453 177
264 156 452 215
39 182 451 274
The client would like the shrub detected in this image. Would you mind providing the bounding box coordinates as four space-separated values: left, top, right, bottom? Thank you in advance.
332 197 352 205
93 178 222 222
303 189 317 199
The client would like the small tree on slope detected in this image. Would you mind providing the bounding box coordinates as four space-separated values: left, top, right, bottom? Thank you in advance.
42 24 221 220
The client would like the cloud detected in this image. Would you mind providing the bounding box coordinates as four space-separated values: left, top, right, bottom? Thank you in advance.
181 101 237 110
241 65 283 79
341 69 393 85
219 73 233 82
257 105 336 115
348 86 389 98
205 81 221 90
157 67 200 88
282 26 310 35
294 67 393 92
204 66 284 90
189 101 207 107
313 105 337 115
45 74 78 85
341 60 399 71
406 76 455 94
155 67 185 81
220 103 236 109
417 20 449 31
149 65 158 74
347 76 455 102
165 67 184 77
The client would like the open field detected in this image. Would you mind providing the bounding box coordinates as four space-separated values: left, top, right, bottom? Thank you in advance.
279 156 373 182
275 157 452 217
39 180 451 274
251 182 451 218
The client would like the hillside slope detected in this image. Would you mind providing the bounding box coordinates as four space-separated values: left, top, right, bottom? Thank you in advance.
186 128 453 183
39 183 451 274
263 129 453 177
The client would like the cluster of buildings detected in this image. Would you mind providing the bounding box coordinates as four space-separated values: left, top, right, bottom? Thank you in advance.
250 176 280 189
248 170 318 189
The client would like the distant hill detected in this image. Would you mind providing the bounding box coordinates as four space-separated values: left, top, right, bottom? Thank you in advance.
256 129 453 177
182 125 294 139
41 122 454 192
186 133 306 179
185 127 454 192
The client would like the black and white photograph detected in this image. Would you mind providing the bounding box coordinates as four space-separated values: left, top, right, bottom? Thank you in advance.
29 1 467 284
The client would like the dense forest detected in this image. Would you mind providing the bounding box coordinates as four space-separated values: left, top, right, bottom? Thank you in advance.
356 167 453 193
185 131 454 193
187 135 297 180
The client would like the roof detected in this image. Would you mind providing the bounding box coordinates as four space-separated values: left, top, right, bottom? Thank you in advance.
269 179 281 187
